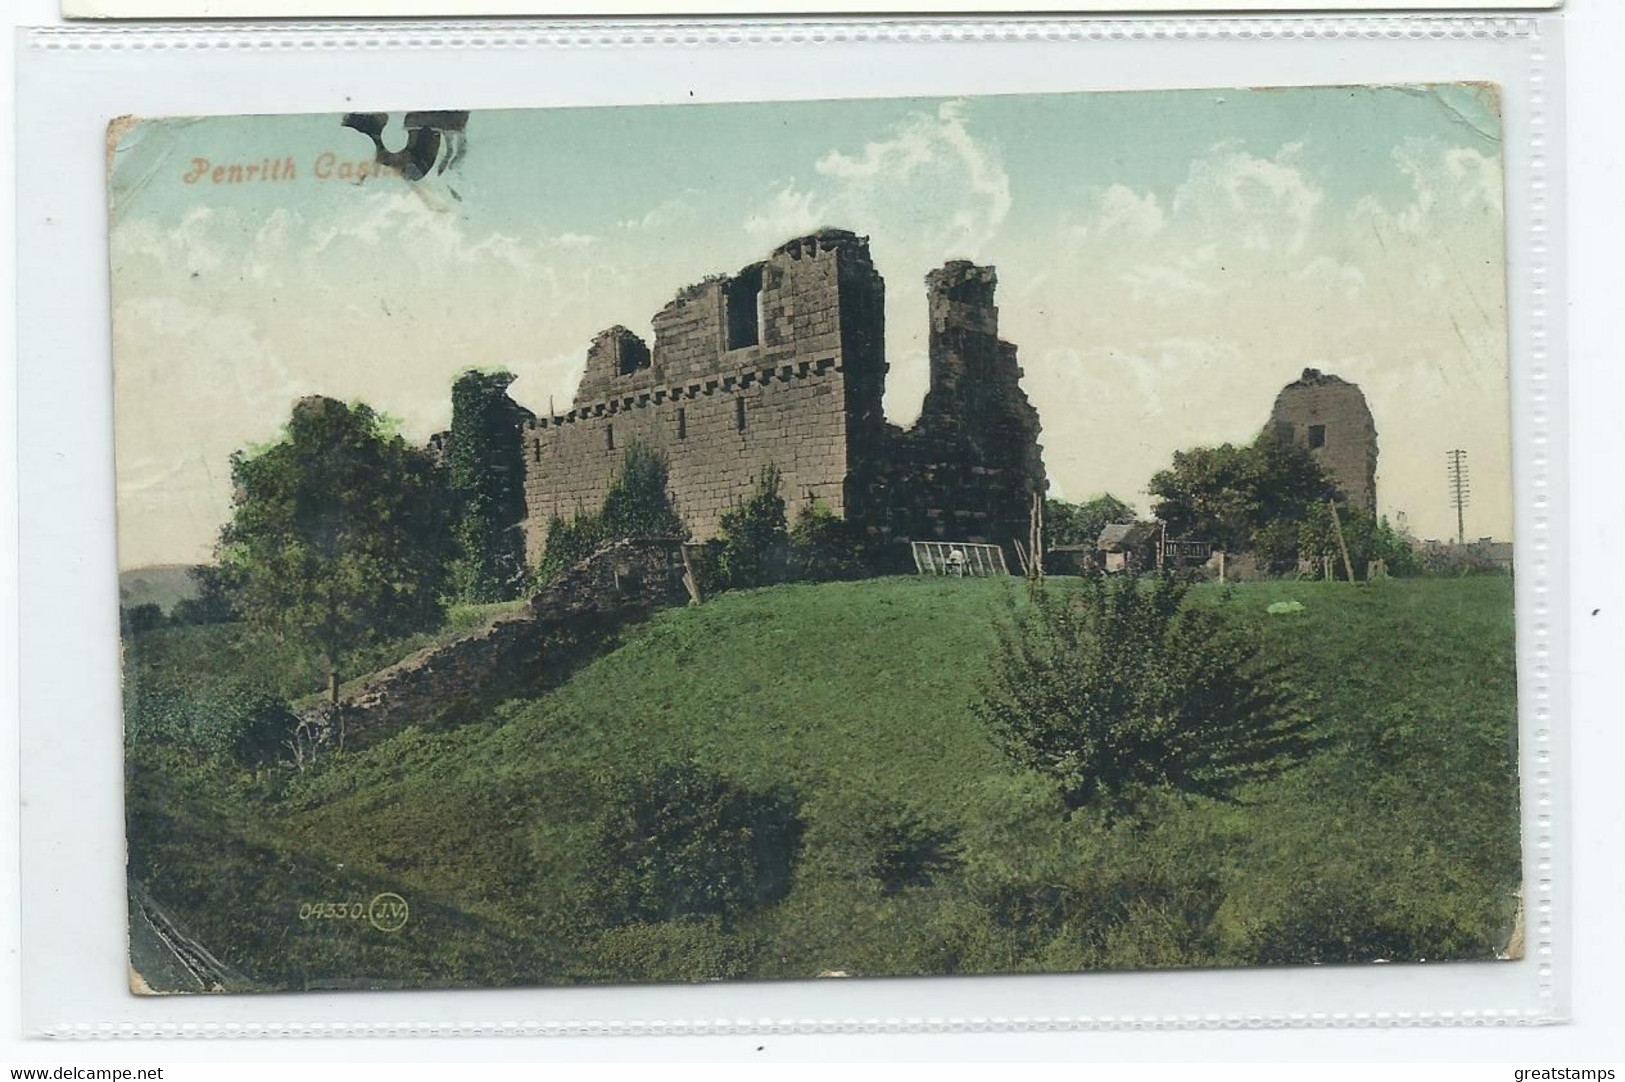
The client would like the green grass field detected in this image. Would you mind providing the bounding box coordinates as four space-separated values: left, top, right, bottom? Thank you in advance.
124 575 1521 990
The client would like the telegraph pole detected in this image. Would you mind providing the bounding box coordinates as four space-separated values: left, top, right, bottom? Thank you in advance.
1446 449 1470 545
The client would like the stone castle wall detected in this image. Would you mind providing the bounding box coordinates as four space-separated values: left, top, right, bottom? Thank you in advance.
521 230 887 560
1268 368 1378 514
518 228 1044 565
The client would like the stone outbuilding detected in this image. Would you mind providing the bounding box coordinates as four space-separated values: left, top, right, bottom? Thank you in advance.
1098 521 1162 573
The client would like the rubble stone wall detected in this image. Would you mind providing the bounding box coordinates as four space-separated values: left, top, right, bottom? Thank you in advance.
331 537 688 744
1268 368 1379 514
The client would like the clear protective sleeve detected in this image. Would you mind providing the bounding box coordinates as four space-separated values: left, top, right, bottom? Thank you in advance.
14 14 1567 1038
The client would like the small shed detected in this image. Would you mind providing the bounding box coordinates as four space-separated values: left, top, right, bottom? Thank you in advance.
1098 521 1161 573
1045 544 1099 576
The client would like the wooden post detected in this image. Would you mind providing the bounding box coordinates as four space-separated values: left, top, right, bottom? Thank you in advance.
679 543 703 605
1327 499 1357 584
1218 550 1227 584
1027 492 1045 581
1034 493 1045 581
1157 521 1166 573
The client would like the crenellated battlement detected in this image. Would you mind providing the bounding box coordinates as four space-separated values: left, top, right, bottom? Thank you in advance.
523 357 843 431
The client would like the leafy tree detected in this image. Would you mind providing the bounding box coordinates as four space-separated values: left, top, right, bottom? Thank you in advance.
446 370 531 603
713 465 789 590
976 575 1316 818
1045 494 1137 549
534 442 687 583
217 395 453 709
1148 430 1337 557
586 763 804 927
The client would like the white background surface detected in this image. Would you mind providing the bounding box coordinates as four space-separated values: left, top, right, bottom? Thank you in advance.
58 0 1567 18
2 0 1622 1067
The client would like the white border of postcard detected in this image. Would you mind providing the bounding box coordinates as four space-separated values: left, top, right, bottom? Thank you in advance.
62 0 1563 19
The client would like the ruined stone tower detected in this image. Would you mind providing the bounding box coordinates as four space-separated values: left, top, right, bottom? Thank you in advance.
518 229 1046 565
871 261 1047 554
1268 367 1378 514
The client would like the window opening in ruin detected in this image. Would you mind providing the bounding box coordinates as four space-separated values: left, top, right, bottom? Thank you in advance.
677 406 687 440
533 439 541 463
1308 424 1327 449
607 424 615 451
725 266 763 351
735 397 747 433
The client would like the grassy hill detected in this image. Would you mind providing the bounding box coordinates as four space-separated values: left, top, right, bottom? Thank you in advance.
125 575 1521 990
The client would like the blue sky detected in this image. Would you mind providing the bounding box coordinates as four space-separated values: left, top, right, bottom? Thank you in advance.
110 85 1510 567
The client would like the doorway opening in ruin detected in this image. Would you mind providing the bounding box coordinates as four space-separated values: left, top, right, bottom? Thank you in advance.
725 266 763 351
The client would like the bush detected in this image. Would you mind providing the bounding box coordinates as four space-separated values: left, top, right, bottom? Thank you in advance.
126 680 297 769
120 603 167 635
535 443 687 583
975 574 1316 818
585 763 804 928
713 465 789 590
1298 503 1420 579
859 800 962 895
787 498 871 582
170 565 240 626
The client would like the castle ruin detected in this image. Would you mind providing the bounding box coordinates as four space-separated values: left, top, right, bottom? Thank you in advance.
519 229 1046 565
1268 367 1378 514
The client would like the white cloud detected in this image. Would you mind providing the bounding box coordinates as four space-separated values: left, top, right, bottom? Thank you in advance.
746 100 1012 259
1170 140 1323 254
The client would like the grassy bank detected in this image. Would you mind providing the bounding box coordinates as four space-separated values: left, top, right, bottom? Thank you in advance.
125 575 1521 990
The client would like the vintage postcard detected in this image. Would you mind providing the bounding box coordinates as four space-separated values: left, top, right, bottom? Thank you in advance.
111 87 1521 994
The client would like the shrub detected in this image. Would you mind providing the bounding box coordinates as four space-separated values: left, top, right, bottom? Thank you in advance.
1298 503 1421 579
975 574 1316 818
859 800 962 895
535 443 687 583
126 680 297 769
713 466 789 590
787 498 871 582
585 763 804 928
533 510 604 584
120 603 167 635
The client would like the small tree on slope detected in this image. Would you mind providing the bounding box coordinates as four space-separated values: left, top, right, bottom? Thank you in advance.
218 395 453 713
975 574 1318 820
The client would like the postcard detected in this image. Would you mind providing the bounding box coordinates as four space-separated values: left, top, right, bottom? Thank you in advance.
111 86 1521 994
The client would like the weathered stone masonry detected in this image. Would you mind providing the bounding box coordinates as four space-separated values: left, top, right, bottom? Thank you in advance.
1268 367 1378 514
519 228 1046 564
327 537 689 744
